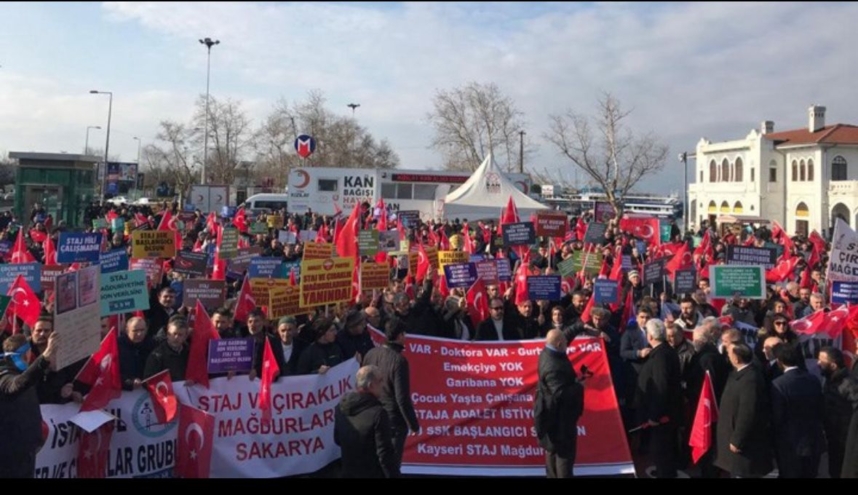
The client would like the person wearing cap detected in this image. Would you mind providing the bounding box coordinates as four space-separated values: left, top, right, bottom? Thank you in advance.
336 310 375 363
297 317 345 375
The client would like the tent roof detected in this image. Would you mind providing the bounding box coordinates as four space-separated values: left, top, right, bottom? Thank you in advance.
442 154 549 220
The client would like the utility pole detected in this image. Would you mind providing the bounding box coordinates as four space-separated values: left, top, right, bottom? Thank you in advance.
199 37 220 185
519 130 525 173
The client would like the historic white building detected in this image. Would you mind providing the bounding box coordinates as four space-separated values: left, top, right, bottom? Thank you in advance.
688 105 858 236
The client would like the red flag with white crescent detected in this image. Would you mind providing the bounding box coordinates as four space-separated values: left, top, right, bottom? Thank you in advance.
143 369 177 423
176 404 215 479
77 422 115 478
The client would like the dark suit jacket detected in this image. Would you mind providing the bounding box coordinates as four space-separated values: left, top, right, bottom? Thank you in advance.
534 346 583 456
634 343 682 425
475 317 522 341
771 368 826 461
714 364 773 478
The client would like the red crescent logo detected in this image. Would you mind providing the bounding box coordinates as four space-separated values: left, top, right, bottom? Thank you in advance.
294 170 310 189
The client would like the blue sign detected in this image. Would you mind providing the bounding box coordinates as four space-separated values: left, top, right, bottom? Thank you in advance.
443 262 478 289
621 254 633 271
469 254 486 263
294 134 317 158
593 279 619 304
496 258 512 282
248 257 286 278
0 263 42 293
0 240 11 256
527 275 562 301
100 248 129 274
831 281 858 304
183 203 196 212
208 338 254 374
57 232 103 263
221 206 236 218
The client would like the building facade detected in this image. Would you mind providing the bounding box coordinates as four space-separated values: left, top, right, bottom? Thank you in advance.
688 105 858 236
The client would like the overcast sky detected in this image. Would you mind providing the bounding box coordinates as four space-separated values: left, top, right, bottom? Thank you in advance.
1 2 856 195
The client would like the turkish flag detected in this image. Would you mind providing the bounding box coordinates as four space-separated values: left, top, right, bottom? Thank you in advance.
499 195 520 236
375 198 387 232
232 207 248 233
619 215 660 246
43 235 58 265
466 278 490 326
185 301 219 388
143 369 178 424
233 276 256 323
579 292 595 325
259 337 280 421
439 228 450 251
335 204 360 259
78 327 122 412
29 229 47 244
790 309 828 336
513 261 530 305
665 242 693 277
176 404 215 479
416 243 429 283
689 370 719 464
619 288 634 333
7 275 42 329
766 256 800 283
77 422 115 478
10 229 35 264
210 252 226 281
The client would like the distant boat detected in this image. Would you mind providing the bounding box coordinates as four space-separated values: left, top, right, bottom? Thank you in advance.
541 191 682 218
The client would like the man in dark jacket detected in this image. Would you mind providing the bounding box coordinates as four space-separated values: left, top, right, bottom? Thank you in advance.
475 296 522 341
145 287 179 338
336 310 375 362
817 346 858 478
334 365 399 478
685 327 729 477
118 316 156 391
144 318 190 382
0 332 58 477
246 309 287 379
362 317 420 470
770 343 825 478
534 329 584 478
714 343 773 478
634 318 682 478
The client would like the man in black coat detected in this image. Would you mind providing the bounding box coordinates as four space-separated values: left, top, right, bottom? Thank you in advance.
362 317 420 470
334 365 399 478
817 346 858 478
0 332 58 478
770 343 825 478
634 318 682 478
336 310 375 362
118 316 156 391
714 343 774 478
619 306 652 428
534 329 584 478
475 296 523 341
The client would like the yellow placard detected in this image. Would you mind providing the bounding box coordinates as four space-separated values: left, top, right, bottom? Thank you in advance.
267 214 284 229
249 278 291 303
131 230 176 259
268 285 309 319
299 257 355 308
425 246 439 271
438 250 468 273
361 262 390 291
302 242 335 261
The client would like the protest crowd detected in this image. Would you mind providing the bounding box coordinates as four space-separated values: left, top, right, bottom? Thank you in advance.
1 194 858 479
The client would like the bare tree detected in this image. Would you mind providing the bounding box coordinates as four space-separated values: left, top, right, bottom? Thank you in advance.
545 92 668 216
254 91 399 187
427 82 533 172
192 95 256 185
143 121 199 201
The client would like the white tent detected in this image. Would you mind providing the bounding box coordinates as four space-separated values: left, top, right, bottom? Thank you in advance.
442 154 550 220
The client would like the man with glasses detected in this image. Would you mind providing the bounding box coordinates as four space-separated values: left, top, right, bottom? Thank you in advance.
476 297 519 341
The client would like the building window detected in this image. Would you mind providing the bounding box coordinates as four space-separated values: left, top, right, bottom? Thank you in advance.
832 156 848 181
318 179 338 192
413 184 437 200
720 201 730 213
769 160 777 182
381 183 397 198
751 167 755 182
792 160 798 181
800 160 806 181
395 184 412 199
700 171 703 182
721 159 730 182
734 158 743 182
709 160 717 182
807 159 814 181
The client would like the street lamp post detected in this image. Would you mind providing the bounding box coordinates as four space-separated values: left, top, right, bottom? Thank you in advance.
518 130 525 173
133 137 142 164
84 125 101 154
90 90 113 199
347 103 360 165
199 37 220 185
678 152 695 233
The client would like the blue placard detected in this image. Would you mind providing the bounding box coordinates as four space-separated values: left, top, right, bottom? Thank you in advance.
469 254 486 262
496 258 512 282
205 242 216 267
621 254 633 270
0 263 41 293
635 240 646 255
248 257 286 278
99 248 129 274
208 338 255 374
221 206 236 218
184 203 196 212
111 217 125 233
831 281 858 304
593 279 619 304
282 260 301 281
57 232 103 263
443 262 478 289
0 240 13 256
100 270 150 316
527 275 562 301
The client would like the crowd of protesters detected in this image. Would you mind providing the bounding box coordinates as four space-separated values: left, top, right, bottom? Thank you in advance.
1 197 857 478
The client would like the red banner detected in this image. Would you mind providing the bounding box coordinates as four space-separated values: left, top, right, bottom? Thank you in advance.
369 331 633 476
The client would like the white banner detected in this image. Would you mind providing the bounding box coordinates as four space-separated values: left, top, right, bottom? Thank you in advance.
36 359 359 478
828 218 858 282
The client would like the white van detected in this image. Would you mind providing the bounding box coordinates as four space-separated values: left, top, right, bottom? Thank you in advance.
245 193 289 213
